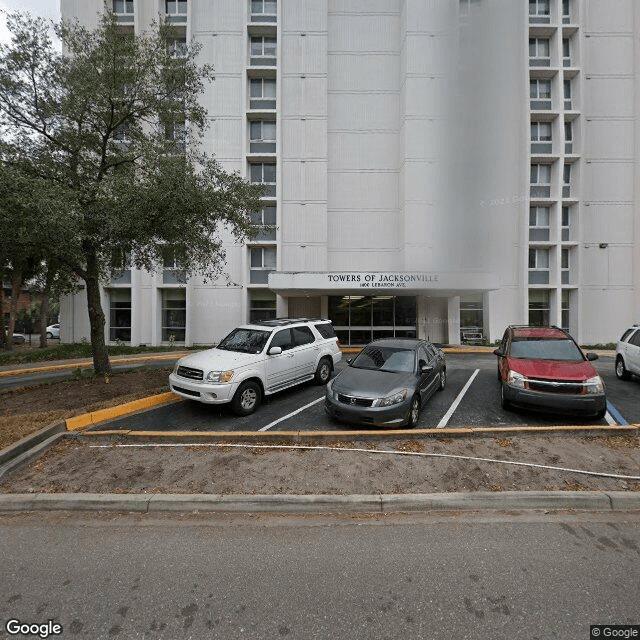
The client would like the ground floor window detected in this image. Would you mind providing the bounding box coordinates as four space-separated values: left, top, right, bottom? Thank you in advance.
328 296 416 346
460 294 484 341
109 289 131 342
529 289 550 327
561 289 571 331
249 290 276 323
161 289 186 342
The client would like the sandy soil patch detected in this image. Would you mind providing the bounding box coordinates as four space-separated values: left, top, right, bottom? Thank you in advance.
2 433 638 495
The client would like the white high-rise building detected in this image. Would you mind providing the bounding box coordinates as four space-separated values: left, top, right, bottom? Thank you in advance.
60 0 640 346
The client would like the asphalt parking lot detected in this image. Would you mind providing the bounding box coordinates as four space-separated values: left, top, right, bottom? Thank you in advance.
87 353 639 433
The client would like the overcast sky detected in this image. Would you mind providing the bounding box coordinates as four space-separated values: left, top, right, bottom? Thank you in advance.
0 0 61 44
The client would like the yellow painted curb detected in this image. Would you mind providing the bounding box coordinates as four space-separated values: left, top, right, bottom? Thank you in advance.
80 424 640 439
0 352 189 378
66 392 181 431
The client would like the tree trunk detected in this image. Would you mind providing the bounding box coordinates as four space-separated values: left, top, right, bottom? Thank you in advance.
0 285 6 348
39 268 52 348
6 268 23 352
84 255 111 376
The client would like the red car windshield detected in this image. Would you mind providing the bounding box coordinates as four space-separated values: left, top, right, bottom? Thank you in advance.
509 338 584 361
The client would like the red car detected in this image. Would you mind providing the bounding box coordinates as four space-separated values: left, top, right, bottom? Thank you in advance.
493 326 606 419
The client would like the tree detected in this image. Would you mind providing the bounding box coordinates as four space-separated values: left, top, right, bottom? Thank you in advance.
0 12 263 374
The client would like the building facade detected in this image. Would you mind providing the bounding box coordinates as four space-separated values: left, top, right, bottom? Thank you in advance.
60 0 640 346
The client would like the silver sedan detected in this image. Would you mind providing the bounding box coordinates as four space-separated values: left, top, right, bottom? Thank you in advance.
325 338 446 428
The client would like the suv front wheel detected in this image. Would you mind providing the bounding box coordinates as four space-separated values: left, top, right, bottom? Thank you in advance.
232 381 262 416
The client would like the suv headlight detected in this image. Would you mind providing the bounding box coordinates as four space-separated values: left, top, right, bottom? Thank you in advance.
584 375 604 394
373 389 408 407
506 371 526 388
206 370 234 383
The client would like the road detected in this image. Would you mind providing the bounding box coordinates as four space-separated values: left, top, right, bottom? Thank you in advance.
0 510 638 639
90 353 640 433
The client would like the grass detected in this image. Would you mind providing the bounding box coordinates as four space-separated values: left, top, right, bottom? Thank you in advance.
0 342 204 367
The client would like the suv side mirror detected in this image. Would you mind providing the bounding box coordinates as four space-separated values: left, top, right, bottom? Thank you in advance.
268 346 282 355
346 358 353 365
586 352 599 361
493 348 504 357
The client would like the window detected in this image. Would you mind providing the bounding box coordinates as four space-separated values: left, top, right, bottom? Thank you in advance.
564 121 573 152
163 249 187 284
561 248 570 284
162 114 186 152
249 247 276 284
530 79 551 100
167 38 187 58
250 78 276 100
531 122 552 142
529 38 550 63
562 0 571 22
250 120 276 143
250 206 276 241
250 37 276 58
563 163 571 197
529 290 550 326
250 162 276 185
251 0 276 16
270 329 294 351
113 0 134 13
165 0 187 15
529 248 550 284
529 206 550 241
161 289 186 342
292 326 315 346
561 290 571 331
529 0 550 21
110 250 131 284
109 289 131 341
564 79 572 108
561 206 571 240
460 294 483 333
249 290 276 323
563 38 571 65
113 122 131 143
530 164 552 197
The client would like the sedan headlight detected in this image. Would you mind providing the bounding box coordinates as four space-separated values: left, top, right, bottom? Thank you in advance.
506 371 526 388
206 370 235 383
373 389 408 408
584 375 604 394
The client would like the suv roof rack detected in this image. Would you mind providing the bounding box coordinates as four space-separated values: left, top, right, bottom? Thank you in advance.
254 317 330 327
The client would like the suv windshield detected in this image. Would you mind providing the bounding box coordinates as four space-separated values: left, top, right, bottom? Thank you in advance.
352 346 415 373
217 328 270 354
510 338 583 361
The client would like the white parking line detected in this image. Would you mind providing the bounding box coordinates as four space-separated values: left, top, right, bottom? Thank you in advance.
604 411 617 426
437 369 480 428
259 396 325 431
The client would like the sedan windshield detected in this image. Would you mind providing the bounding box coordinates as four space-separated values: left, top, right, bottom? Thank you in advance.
217 328 270 354
351 346 415 373
510 338 583 361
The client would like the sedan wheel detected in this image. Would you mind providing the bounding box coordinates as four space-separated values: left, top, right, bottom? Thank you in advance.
232 381 261 416
438 368 446 391
46 332 53 339
500 383 511 410
407 395 420 428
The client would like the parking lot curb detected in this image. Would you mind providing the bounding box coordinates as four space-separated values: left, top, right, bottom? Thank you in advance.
0 491 637 514
0 432 67 482
0 421 67 467
79 423 640 440
66 392 181 431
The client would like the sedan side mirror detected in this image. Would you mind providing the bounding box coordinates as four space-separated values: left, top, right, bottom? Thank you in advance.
268 346 282 355
421 365 434 374
586 352 599 361
346 358 353 365
493 348 504 357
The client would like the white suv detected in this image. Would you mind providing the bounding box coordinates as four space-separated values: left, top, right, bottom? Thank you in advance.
169 318 342 415
615 324 640 380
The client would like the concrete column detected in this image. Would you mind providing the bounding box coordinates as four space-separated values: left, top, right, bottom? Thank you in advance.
447 296 461 345
276 294 288 318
